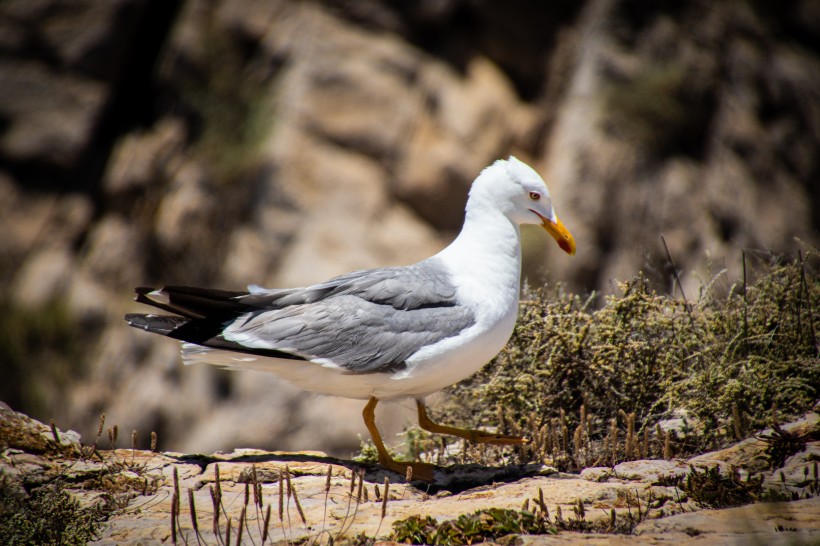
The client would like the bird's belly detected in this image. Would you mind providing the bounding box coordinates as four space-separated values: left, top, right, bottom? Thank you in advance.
376 302 519 399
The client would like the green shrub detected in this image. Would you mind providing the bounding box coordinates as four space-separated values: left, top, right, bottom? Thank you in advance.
428 249 819 468
0 480 104 546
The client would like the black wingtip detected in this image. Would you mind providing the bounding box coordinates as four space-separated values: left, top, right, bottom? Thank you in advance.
130 284 256 323
125 312 190 335
134 286 157 302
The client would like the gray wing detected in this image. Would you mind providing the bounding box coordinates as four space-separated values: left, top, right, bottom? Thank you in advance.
238 259 460 311
225 257 476 373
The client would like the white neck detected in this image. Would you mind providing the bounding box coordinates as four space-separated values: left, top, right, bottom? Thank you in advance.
435 205 522 321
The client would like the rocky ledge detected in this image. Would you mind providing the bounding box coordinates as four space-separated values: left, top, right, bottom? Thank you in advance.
1 404 818 545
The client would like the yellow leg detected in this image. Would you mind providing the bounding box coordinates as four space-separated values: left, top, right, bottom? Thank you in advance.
416 399 529 445
362 397 435 481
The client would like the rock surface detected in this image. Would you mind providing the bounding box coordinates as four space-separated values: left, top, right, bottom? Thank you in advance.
1 0 819 457
2 406 819 545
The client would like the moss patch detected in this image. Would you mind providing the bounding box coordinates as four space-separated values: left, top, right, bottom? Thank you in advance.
0 480 105 546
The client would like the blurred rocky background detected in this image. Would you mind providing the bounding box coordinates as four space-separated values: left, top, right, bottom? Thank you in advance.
1 0 818 457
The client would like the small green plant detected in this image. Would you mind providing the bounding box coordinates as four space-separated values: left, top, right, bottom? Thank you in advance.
0 480 105 546
391 485 653 545
680 465 763 509
353 437 383 464
392 509 556 545
758 422 814 470
0 413 163 545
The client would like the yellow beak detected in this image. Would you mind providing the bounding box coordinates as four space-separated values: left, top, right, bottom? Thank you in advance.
539 214 576 256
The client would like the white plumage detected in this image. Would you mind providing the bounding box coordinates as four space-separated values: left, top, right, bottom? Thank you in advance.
126 156 575 479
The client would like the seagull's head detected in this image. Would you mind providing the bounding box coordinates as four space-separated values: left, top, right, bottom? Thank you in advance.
472 156 576 255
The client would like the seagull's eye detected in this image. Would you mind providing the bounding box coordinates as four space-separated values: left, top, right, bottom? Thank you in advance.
529 191 541 201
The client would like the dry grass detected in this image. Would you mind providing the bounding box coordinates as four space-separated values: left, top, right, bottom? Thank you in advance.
422 247 819 471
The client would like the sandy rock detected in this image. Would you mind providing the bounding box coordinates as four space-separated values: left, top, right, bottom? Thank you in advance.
80 214 147 288
0 61 106 168
3 409 819 546
104 118 188 195
154 160 215 252
0 177 57 258
392 56 538 231
0 406 72 453
758 444 820 505
542 0 820 294
64 271 115 327
2 0 148 79
613 459 690 482
220 226 279 287
635 497 820 543
690 413 820 473
0 0 143 195
10 246 76 308
0 188 93 270
272 146 443 287
580 466 613 482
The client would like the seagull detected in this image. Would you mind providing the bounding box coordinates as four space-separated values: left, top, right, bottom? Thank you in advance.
125 156 575 480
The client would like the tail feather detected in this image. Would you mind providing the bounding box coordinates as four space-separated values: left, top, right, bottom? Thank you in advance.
134 287 196 318
125 311 305 361
127 285 266 349
134 286 250 319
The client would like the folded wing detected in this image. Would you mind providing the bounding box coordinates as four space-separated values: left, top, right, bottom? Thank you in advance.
125 258 475 374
